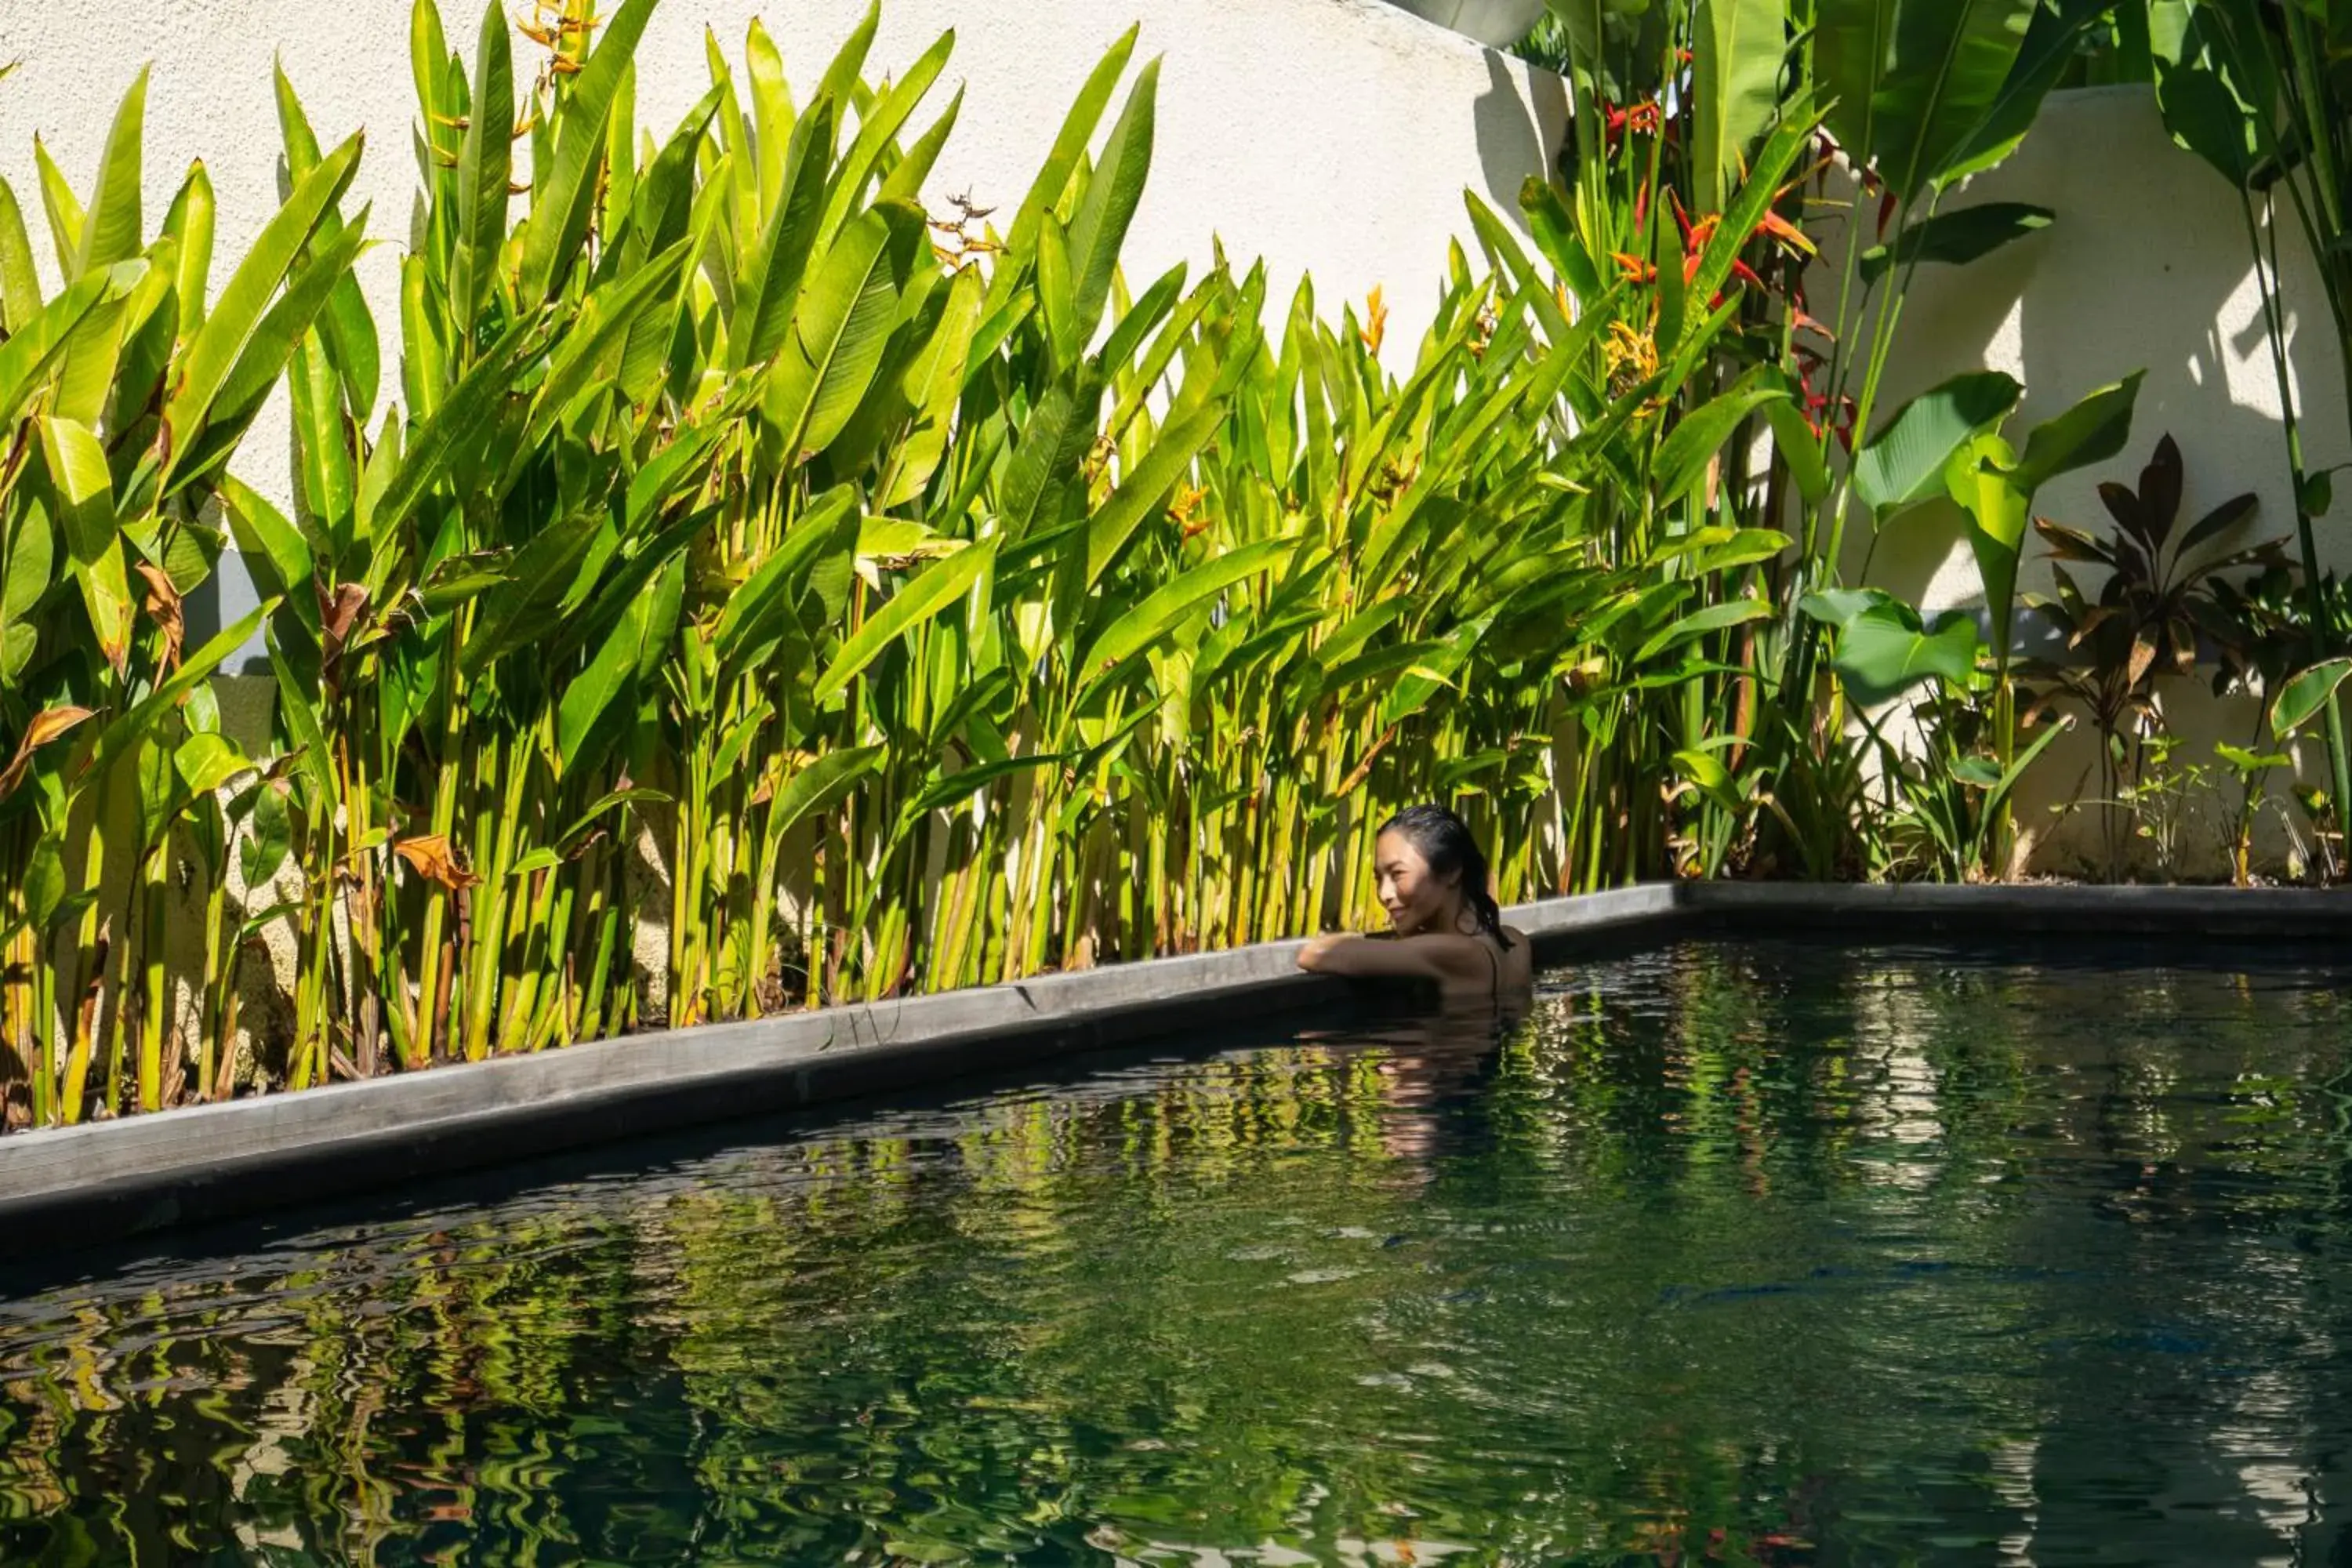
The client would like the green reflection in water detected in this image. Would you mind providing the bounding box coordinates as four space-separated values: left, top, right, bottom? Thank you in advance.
4 938 2352 1564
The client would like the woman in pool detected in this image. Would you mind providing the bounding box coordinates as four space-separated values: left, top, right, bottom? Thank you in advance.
1297 804 1533 1005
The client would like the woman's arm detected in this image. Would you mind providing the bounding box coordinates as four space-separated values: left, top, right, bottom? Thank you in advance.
1296 931 1476 985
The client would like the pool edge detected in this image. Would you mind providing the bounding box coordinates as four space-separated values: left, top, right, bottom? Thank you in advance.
0 883 1687 1261
9 879 2338 1265
1684 881 2352 937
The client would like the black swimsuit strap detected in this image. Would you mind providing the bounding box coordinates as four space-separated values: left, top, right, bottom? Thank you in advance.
1482 935 1501 1002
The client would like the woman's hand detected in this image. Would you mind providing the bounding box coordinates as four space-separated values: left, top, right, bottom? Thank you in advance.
1296 932 1358 971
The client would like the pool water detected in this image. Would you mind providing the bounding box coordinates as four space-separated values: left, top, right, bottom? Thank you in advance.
5 938 2352 1564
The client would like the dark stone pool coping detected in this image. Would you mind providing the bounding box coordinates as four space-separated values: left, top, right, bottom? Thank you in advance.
3 880 2343 1262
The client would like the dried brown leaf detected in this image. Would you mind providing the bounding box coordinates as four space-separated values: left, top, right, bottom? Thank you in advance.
136 563 183 672
0 705 96 800
392 833 481 891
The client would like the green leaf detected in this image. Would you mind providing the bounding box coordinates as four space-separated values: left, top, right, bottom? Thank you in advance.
557 586 655 768
1797 586 1890 629
877 86 964 209
986 26 1139 318
1685 528 1793 576
1634 596 1773 663
22 837 65 933
412 0 455 158
269 643 336 808
1944 430 2030 662
0 264 134 429
811 0 880 117
372 317 535 535
164 132 364 474
1673 746 1747 815
905 753 1063 818
815 27 955 252
1818 0 2039 205
0 500 53 686
0 176 41 333
742 18 794 216
2215 741 2290 771
1036 213 1078 369
1381 620 1490 728
2273 657 2352 738
2157 43 2261 186
38 416 132 669
459 512 603 677
31 138 84 280
1653 372 1788 510
159 161 216 339
173 731 254 801
522 236 688 450
730 96 836 372
87 601 274 787
713 486 858 681
1693 0 1789 213
167 209 374 495
557 786 671 851
1084 404 1226 586
1764 395 1831 505
1685 103 1819 324
452 0 514 333
225 492 323 670
1062 58 1160 354
996 370 1098 543
1948 0 2121 184
1853 369 2021 518
768 745 884 838
2301 467 2336 521
811 538 995 706
766 204 912 459
77 68 149 276
1519 175 1601 306
2011 369 2143 494
1078 535 1291 699
1979 713 2071 823
1859 201 2053 282
241 782 294 890
1831 600 1981 705
880 265 985 507
517 0 654 302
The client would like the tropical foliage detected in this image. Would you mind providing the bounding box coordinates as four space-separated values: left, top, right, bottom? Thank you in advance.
0 0 2343 1127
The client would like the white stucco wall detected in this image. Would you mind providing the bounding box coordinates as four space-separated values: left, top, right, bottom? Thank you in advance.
0 0 1567 452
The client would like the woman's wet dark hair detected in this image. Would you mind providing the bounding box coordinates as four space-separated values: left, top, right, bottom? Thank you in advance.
1377 803 1512 950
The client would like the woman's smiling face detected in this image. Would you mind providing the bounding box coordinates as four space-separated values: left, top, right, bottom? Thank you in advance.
1374 828 1460 936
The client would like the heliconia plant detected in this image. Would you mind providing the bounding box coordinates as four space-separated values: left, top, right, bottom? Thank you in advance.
223 0 1834 1081
0 66 365 1124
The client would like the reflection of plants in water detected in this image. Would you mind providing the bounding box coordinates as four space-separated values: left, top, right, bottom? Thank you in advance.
5 949 2352 1561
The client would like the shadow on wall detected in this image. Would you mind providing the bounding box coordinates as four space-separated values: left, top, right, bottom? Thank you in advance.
1843 88 2350 591
1828 86 2352 877
1472 49 1569 218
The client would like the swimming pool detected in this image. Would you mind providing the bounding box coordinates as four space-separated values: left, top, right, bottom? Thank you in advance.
2 936 2348 1563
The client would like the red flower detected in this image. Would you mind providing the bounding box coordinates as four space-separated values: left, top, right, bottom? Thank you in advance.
1602 98 1664 149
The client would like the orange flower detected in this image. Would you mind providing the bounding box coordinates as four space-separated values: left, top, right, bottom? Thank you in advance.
1610 252 1658 284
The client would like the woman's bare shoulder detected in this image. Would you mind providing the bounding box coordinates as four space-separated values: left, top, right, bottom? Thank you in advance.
1502 928 1536 982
